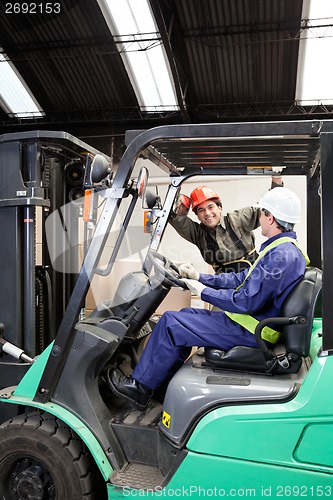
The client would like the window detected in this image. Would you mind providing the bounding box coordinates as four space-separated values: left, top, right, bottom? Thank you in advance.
296 0 333 105
0 52 43 118
98 0 179 112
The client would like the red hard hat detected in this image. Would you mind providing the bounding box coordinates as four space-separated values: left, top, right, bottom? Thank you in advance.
190 186 220 212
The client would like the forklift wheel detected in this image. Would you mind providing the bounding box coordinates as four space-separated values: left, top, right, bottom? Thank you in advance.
0 411 107 500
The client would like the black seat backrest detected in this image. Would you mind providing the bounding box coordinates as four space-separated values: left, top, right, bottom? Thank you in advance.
282 267 322 357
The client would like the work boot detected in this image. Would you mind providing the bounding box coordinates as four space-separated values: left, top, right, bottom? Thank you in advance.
106 368 152 410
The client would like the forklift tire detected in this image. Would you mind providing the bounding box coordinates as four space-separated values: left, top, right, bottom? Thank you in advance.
0 410 107 500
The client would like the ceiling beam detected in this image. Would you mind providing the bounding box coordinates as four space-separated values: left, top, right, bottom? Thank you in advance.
2 101 333 132
149 0 191 124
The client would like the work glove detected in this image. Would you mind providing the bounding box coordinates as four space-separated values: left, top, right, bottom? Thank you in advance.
178 263 200 280
182 278 206 297
173 194 191 216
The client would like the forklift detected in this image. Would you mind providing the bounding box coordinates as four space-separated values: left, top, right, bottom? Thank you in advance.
0 121 332 499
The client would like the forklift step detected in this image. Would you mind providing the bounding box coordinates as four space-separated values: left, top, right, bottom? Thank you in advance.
110 463 165 489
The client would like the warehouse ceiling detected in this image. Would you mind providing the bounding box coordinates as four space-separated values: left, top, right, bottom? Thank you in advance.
0 0 332 157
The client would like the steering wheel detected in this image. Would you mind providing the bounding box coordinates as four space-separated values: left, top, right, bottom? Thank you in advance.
147 251 187 289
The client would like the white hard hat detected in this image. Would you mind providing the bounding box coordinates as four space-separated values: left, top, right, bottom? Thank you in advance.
255 187 301 224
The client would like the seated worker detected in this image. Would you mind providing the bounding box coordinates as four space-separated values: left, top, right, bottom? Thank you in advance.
169 176 283 273
107 187 308 409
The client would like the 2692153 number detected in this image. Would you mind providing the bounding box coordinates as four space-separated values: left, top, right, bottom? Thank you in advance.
276 485 332 497
5 3 61 14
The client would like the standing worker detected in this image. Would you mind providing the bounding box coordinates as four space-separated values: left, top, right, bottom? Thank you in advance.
169 177 283 273
107 187 307 409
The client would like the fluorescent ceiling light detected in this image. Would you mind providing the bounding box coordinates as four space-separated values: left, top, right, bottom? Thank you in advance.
0 53 43 118
296 0 333 104
98 0 179 112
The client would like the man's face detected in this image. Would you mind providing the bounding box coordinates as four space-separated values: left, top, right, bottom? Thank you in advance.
196 200 222 228
259 208 271 237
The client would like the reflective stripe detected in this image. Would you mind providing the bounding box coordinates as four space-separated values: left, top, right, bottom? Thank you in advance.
225 237 309 344
225 311 282 343
242 237 310 284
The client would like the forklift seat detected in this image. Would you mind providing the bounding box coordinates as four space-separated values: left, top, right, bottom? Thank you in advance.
204 267 322 374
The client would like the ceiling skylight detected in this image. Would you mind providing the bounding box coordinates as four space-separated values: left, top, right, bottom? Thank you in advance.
98 0 179 112
296 0 333 105
0 53 43 118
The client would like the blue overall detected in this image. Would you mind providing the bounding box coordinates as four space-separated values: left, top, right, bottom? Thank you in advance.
133 233 306 390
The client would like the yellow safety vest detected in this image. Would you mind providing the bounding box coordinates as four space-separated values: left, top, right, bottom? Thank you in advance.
225 237 310 344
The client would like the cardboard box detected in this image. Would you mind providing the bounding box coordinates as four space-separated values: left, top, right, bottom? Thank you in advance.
156 287 191 315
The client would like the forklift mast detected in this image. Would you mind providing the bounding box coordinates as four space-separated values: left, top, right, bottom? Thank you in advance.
0 131 110 390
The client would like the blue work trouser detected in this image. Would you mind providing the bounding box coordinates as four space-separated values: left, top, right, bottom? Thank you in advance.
132 307 258 390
